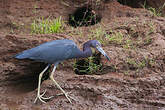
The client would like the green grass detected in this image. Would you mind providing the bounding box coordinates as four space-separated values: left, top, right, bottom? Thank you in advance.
123 39 132 49
88 26 109 44
123 57 156 75
148 21 156 34
108 31 123 44
32 4 39 14
74 56 102 74
126 57 154 70
85 57 102 74
31 16 64 34
142 0 165 17
138 60 146 68
88 27 127 46
108 31 134 49
148 3 165 17
88 28 135 49
143 36 152 45
126 58 137 66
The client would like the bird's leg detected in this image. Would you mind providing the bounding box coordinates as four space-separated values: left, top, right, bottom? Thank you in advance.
50 62 72 103
34 64 53 103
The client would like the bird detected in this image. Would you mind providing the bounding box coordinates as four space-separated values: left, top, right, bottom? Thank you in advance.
14 39 110 103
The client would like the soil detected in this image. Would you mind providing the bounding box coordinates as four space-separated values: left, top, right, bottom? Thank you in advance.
0 0 165 110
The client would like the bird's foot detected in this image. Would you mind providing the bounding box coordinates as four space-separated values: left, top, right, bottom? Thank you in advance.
56 92 77 103
34 90 54 103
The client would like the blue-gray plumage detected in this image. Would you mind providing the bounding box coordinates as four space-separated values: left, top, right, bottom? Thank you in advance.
15 39 110 103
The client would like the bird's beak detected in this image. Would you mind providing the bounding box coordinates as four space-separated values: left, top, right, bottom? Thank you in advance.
96 46 110 61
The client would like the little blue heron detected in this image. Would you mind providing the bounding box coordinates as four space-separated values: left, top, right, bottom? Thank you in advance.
15 39 110 103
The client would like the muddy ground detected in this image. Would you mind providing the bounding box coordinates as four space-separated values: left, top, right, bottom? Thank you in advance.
0 0 165 110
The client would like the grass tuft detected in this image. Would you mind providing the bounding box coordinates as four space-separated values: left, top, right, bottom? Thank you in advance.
74 55 102 75
88 26 109 45
108 31 124 44
142 0 165 17
31 16 63 34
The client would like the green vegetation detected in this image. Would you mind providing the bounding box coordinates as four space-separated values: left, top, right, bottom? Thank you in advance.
88 27 135 49
68 18 156 75
143 36 152 45
126 57 156 71
68 27 84 37
86 57 102 74
146 58 155 67
74 56 102 74
108 31 135 49
32 4 39 14
148 3 165 17
126 58 137 66
123 56 156 76
123 39 132 49
136 35 152 47
142 0 165 17
148 21 156 34
108 31 123 44
88 26 109 44
138 60 146 68
126 58 146 70
31 17 63 34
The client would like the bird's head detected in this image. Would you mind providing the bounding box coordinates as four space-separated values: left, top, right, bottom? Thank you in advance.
89 40 110 61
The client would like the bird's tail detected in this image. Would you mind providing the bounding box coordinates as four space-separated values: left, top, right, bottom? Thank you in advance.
14 53 26 59
14 50 31 59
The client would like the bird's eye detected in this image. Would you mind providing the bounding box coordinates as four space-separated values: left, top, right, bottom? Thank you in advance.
96 44 99 48
96 41 101 47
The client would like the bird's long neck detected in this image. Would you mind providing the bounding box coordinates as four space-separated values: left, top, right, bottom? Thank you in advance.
78 41 92 58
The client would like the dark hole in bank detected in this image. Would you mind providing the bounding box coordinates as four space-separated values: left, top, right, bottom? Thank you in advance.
69 6 102 27
74 52 103 75
117 0 148 8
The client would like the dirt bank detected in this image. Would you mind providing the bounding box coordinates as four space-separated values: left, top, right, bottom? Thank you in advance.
0 0 165 109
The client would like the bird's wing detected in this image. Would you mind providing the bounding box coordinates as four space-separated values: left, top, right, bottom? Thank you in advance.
15 39 80 63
